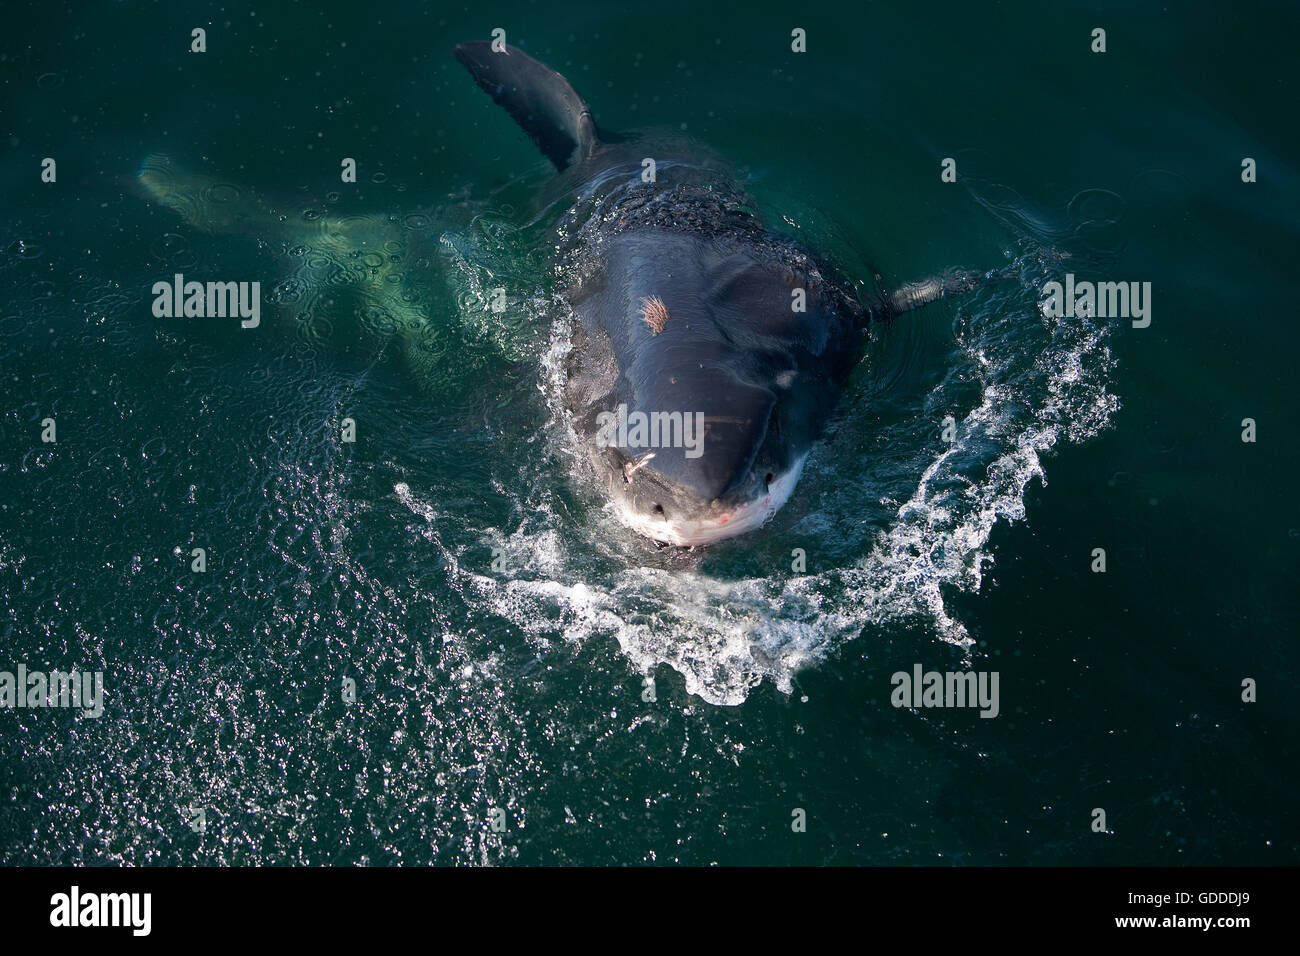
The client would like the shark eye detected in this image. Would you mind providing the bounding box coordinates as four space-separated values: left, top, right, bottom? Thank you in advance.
765 472 775 486
651 503 665 516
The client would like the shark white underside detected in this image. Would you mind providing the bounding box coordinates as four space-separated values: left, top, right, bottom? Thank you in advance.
612 453 808 547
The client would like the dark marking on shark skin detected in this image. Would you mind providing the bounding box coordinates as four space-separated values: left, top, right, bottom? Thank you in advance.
455 40 1005 546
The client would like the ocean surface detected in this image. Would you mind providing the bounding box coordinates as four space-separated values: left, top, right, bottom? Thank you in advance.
1 0 1296 864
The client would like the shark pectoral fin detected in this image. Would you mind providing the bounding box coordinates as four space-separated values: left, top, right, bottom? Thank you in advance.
887 265 1018 315
453 41 600 171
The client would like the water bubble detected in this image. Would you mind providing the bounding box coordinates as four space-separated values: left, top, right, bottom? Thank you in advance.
204 183 241 204
140 436 167 460
296 310 335 346
150 232 190 259
358 304 398 335
1067 188 1125 226
1143 427 1178 454
5 238 44 259
272 277 307 304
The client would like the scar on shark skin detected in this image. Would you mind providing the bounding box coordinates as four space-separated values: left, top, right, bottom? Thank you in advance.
638 295 669 335
623 451 656 483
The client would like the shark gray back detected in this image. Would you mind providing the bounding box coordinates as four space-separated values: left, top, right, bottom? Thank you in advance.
457 41 886 545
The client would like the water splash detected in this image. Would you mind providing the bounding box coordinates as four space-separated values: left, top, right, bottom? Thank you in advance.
394 242 1119 705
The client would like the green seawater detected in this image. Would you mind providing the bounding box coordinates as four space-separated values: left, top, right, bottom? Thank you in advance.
0 0 1296 864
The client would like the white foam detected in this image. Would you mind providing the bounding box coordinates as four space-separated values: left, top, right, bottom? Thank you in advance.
396 254 1119 706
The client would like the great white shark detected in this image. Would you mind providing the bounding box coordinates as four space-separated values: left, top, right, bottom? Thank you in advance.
453 42 1010 545
137 42 1008 547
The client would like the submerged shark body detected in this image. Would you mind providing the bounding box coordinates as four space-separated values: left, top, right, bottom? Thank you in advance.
138 42 999 546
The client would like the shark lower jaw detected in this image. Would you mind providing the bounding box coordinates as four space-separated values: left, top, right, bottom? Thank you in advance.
614 455 807 547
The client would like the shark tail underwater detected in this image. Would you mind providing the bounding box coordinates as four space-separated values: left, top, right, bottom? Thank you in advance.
135 152 439 359
135 42 1014 547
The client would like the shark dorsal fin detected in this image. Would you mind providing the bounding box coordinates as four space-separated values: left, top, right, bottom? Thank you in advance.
454 42 600 171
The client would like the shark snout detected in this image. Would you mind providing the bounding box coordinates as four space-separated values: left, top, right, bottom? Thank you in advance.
605 437 804 546
630 461 805 546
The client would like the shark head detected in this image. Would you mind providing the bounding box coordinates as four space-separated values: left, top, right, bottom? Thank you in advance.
566 231 858 546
